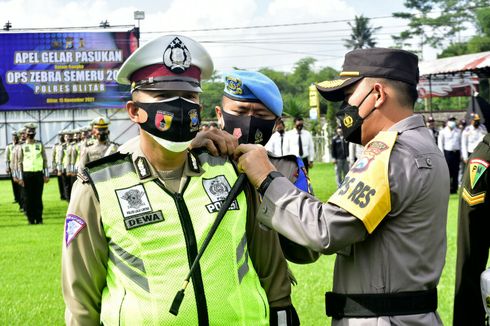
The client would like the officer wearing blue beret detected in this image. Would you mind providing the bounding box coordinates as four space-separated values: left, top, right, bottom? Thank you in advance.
213 70 320 325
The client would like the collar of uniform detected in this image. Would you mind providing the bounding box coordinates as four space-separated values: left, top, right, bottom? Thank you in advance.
117 136 203 182
388 114 425 134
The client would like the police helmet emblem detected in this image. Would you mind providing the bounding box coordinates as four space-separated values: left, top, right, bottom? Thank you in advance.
163 37 192 74
343 114 353 128
188 109 200 132
155 111 174 131
121 189 145 209
225 76 243 95
209 180 228 200
254 129 263 144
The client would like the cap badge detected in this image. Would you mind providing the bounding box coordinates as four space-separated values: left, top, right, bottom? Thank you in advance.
155 111 173 131
163 37 192 74
225 76 243 95
189 109 200 132
343 114 353 128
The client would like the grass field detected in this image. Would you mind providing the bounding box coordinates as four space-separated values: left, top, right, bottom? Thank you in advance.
0 163 460 325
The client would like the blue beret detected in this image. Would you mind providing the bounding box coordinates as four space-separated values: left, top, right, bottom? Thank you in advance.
223 70 283 116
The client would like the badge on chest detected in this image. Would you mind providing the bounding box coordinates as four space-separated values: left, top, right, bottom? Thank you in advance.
115 184 164 230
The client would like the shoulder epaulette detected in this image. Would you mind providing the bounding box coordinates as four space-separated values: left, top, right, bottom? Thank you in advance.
77 170 90 184
85 151 129 169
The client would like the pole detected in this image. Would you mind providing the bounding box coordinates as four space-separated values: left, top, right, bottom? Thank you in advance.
169 174 247 316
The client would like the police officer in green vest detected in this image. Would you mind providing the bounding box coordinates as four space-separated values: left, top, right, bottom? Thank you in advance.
454 131 490 325
62 34 292 325
18 123 49 224
5 130 21 204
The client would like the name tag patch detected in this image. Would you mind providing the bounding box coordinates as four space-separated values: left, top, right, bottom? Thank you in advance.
203 175 239 213
116 184 164 229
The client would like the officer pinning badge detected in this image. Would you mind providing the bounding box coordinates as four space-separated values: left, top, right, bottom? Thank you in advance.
135 157 151 179
65 214 87 247
469 158 488 189
116 184 164 230
225 76 243 95
203 175 240 213
155 111 173 131
163 37 192 74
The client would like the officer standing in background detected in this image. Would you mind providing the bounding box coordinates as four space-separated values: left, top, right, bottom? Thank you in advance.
266 119 287 156
453 131 490 325
77 117 119 172
52 130 67 200
438 116 462 194
331 127 350 187
427 116 439 144
461 113 487 164
59 129 73 201
234 48 449 325
17 123 49 224
62 35 292 325
5 130 21 204
285 116 315 173
12 128 27 211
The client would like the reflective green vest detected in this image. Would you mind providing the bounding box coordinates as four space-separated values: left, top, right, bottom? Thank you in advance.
22 142 44 172
87 152 268 325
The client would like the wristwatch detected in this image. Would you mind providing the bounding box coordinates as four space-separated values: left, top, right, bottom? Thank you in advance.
258 171 283 196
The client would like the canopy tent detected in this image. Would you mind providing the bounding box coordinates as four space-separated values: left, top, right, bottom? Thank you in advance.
418 51 490 124
419 51 490 77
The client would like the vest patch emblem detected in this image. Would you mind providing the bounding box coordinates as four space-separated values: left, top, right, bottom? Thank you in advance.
116 185 165 229
65 214 86 247
116 185 152 217
203 175 239 213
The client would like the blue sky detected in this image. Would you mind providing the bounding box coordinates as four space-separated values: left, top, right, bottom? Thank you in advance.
0 0 470 73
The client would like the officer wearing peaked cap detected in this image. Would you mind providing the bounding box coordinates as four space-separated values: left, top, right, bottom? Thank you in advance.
5 129 21 205
234 48 449 325
78 116 119 172
18 122 49 224
52 129 67 200
63 35 290 326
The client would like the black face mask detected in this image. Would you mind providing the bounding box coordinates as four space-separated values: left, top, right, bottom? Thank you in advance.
278 129 285 135
336 89 375 145
98 133 109 142
474 121 480 128
222 110 275 145
27 134 35 140
135 97 201 143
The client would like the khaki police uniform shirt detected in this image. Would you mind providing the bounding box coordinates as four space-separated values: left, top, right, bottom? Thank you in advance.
62 136 294 325
77 141 118 173
257 115 449 325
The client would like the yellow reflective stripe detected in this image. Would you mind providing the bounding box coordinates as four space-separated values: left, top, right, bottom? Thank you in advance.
462 187 486 206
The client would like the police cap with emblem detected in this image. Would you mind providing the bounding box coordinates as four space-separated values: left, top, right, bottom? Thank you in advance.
223 70 283 117
316 48 419 102
24 122 37 134
117 35 213 93
92 116 110 129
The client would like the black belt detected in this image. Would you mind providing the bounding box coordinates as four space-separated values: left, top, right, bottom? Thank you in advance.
325 288 437 319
